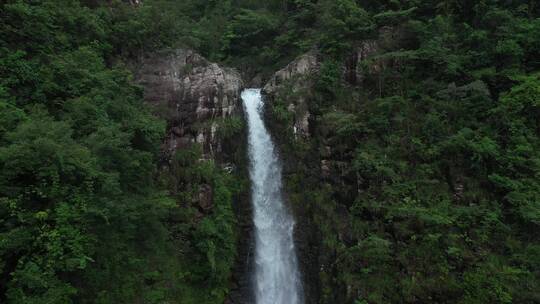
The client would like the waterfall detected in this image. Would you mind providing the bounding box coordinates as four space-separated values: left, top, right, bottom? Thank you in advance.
242 89 303 304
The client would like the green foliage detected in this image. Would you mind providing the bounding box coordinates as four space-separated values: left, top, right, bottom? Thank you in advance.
223 9 280 56
373 7 417 26
216 117 245 140
316 0 374 56
316 60 343 99
261 2 540 303
0 1 241 303
166 145 240 304
2 0 540 303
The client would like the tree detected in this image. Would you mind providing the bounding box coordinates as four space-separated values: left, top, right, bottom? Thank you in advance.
316 0 374 56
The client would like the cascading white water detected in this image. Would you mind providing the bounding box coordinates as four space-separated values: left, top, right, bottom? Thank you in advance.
242 89 303 304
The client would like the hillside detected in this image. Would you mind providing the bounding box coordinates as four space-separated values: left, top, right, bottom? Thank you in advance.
1 1 539 303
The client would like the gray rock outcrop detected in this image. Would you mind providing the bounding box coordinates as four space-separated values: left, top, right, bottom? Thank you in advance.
134 49 244 160
133 49 252 303
262 52 319 139
260 32 400 304
263 51 319 95
262 33 394 141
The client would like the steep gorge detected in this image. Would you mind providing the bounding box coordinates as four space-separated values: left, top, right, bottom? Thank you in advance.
132 49 258 304
116 11 540 304
243 89 303 304
3 1 539 303
132 48 322 303
130 45 379 303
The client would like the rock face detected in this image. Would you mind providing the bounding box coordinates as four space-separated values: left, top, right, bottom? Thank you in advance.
264 27 399 102
344 40 379 85
262 52 319 138
343 27 400 86
134 49 244 161
262 35 388 141
134 49 252 304
261 34 397 304
263 52 319 95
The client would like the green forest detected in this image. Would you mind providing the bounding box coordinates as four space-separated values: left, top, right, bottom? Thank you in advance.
1 0 539 303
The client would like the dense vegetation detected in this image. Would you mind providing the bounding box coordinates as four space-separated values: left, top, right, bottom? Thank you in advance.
1 0 539 303
262 1 540 303
0 1 241 303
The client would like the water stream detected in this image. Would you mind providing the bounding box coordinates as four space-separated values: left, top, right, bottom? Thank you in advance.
242 89 303 304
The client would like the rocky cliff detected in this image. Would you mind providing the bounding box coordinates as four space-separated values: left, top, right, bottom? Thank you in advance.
133 49 253 304
261 33 389 142
263 52 319 139
261 34 393 304
134 49 244 162
261 51 324 304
